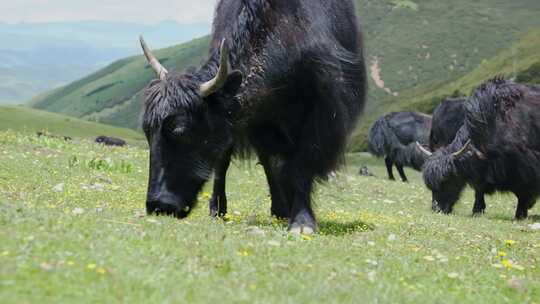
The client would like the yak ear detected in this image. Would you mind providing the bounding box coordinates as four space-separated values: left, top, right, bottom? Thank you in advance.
221 70 243 96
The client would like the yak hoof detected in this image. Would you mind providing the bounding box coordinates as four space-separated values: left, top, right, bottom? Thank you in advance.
472 210 485 217
289 224 318 235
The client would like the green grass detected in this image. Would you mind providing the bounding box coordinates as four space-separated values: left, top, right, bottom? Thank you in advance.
0 105 144 143
1 130 538 303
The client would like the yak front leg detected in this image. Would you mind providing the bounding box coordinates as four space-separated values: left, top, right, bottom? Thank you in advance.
385 157 395 180
209 148 232 217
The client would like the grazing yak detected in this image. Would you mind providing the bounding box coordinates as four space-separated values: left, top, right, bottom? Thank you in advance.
368 111 432 182
421 75 540 219
139 0 366 233
95 136 126 147
418 96 491 214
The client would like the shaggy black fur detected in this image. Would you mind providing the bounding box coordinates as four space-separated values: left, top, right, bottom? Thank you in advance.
423 75 540 219
368 111 431 182
429 97 467 151
141 0 366 232
426 96 489 214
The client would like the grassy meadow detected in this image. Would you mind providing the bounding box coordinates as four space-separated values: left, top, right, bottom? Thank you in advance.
0 130 538 303
0 104 145 144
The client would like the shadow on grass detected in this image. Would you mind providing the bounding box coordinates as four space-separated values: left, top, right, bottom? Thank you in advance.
318 220 374 236
231 217 374 236
475 212 539 222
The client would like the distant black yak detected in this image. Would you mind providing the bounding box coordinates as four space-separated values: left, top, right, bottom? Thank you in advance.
368 111 432 182
421 75 540 219
95 136 126 147
139 0 366 233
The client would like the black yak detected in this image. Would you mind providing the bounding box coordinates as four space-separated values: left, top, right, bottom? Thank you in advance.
139 0 366 233
368 111 431 182
95 136 126 147
417 96 490 214
421 75 540 219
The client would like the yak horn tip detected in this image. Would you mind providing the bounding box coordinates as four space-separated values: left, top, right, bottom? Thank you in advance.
416 141 433 156
452 140 471 157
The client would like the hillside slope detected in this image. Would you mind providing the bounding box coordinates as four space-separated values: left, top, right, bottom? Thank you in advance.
0 104 144 142
31 0 540 135
349 29 540 151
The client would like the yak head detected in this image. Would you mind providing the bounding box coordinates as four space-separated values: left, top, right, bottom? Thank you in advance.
418 140 475 213
140 37 243 218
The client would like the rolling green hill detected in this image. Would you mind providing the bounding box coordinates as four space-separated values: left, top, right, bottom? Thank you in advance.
0 104 144 142
31 37 211 129
349 28 540 151
30 0 540 148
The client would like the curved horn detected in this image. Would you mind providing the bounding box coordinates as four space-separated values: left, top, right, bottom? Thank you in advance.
416 142 433 156
139 35 168 81
200 39 230 97
452 140 471 157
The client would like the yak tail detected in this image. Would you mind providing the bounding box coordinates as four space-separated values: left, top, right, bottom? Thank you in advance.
368 117 391 157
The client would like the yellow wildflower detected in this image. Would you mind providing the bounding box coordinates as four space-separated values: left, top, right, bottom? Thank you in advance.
498 251 507 257
300 234 312 241
501 260 513 269
96 268 107 274
249 284 257 290
2 250 10 256
67 260 75 266
87 263 97 270
236 251 249 257
202 192 212 198
504 240 516 245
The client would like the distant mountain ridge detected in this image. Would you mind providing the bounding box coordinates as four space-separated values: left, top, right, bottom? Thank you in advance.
0 20 211 104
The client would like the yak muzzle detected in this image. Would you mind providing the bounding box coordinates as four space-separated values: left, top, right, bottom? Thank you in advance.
146 198 190 218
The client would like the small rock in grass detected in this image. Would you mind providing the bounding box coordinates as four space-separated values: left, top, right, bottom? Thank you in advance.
367 271 377 282
99 176 113 184
387 234 397 242
384 199 396 204
53 183 64 192
507 278 525 292
72 208 85 215
247 215 257 224
515 223 540 232
133 213 146 218
146 218 161 225
245 226 265 235
447 272 459 279
529 223 540 231
268 240 281 247
39 263 54 271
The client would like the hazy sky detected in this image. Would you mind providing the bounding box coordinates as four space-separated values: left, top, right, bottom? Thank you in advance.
0 0 219 24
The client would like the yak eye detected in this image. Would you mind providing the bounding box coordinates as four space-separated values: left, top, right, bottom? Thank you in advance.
171 127 186 137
